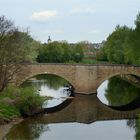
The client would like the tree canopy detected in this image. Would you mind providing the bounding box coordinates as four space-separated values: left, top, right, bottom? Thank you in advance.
97 12 140 65
0 15 40 91
36 41 84 63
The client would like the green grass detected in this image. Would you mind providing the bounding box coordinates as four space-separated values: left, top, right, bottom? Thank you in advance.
0 103 20 122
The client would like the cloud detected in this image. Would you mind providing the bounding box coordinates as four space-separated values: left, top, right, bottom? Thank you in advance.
71 7 95 14
89 30 101 34
30 10 57 22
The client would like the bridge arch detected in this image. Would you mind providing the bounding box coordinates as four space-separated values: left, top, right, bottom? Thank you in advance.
17 71 75 90
96 69 140 92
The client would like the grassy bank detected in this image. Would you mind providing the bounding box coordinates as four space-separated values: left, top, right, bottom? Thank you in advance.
0 85 44 124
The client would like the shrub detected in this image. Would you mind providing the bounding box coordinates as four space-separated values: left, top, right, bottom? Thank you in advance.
0 85 44 118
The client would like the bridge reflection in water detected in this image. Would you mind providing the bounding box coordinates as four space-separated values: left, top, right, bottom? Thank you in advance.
38 94 140 124
5 94 140 139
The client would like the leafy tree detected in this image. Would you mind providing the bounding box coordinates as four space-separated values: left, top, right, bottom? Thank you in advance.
99 12 140 65
135 12 140 32
124 12 140 64
0 15 39 91
96 46 108 61
36 41 84 63
37 41 67 63
71 42 84 62
61 42 72 62
103 25 131 64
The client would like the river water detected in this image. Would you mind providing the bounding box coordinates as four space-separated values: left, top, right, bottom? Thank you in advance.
4 74 140 140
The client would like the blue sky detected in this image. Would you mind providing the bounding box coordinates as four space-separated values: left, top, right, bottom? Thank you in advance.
0 0 140 43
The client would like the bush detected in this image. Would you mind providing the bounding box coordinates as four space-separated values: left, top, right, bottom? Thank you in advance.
0 85 44 118
17 87 44 115
0 103 20 123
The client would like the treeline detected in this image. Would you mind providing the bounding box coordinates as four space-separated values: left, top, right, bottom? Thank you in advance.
36 41 84 63
1 12 140 91
97 12 140 65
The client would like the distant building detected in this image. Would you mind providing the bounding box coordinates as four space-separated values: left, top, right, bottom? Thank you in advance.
47 36 52 43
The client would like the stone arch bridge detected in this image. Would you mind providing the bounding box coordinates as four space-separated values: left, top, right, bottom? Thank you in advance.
15 63 140 94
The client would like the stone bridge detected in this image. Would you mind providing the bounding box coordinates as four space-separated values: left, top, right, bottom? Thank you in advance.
15 63 140 94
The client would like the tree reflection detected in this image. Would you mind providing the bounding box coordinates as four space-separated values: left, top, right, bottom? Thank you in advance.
105 75 140 140
22 74 70 90
6 118 49 140
127 118 140 140
105 76 140 106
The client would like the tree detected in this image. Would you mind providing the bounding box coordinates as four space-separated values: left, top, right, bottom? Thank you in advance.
0 15 39 91
124 12 140 64
103 25 131 64
37 41 65 63
71 42 84 62
135 12 140 32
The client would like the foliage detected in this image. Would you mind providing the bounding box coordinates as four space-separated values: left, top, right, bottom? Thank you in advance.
6 119 49 140
124 13 140 64
71 43 84 62
105 75 140 139
127 117 140 140
17 87 44 115
0 85 44 118
97 12 140 65
35 74 70 90
0 15 40 91
21 74 70 92
102 25 131 64
105 76 140 106
36 41 84 63
0 103 20 122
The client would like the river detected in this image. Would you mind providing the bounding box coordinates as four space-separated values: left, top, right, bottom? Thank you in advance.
4 74 140 140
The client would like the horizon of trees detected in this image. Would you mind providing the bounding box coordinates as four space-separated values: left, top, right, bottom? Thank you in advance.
36 41 84 63
0 12 140 90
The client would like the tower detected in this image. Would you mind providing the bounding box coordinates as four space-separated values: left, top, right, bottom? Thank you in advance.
47 36 51 43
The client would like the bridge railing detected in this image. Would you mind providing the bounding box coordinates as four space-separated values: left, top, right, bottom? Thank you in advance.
21 62 140 67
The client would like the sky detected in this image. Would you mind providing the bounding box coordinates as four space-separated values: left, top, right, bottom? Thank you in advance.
0 0 140 43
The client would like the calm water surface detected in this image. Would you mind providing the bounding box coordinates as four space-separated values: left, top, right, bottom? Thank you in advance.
5 74 140 140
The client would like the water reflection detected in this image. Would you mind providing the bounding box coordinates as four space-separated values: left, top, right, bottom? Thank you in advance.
21 74 72 108
98 75 140 107
127 118 140 140
9 74 140 140
5 119 49 140
5 94 140 140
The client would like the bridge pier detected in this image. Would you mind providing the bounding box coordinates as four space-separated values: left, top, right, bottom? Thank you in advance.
74 87 97 95
74 65 98 94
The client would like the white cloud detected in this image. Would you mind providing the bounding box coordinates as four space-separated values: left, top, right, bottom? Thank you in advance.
71 7 95 14
30 10 57 22
89 30 101 34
